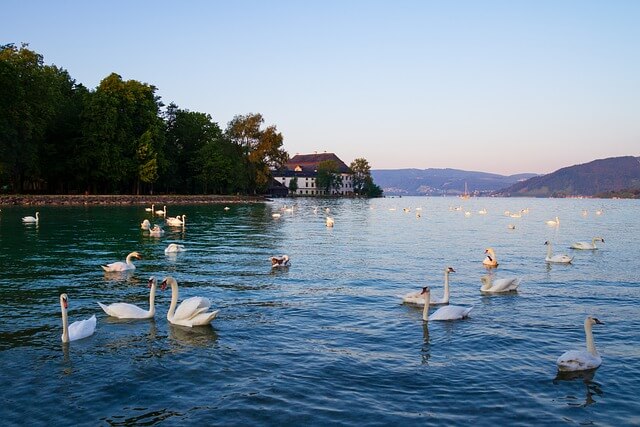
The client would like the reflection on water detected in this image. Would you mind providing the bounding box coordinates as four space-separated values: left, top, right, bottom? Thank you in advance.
168 324 218 348
554 369 603 407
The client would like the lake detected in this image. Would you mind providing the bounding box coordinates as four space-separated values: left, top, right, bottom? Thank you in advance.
1 197 639 426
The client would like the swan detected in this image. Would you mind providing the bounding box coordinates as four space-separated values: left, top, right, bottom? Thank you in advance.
571 237 604 250
140 219 151 230
166 214 185 227
22 212 39 223
545 241 573 264
546 216 560 226
480 275 520 293
507 224 516 230
270 255 290 268
145 204 155 212
165 243 186 254
272 213 281 219
161 276 219 327
60 293 96 343
326 216 334 227
149 225 165 237
557 316 604 372
483 248 499 267
97 276 157 319
102 251 142 272
402 267 455 305
155 205 167 216
421 287 473 321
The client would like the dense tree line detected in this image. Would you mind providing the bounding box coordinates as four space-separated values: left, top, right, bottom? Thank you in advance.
0 44 287 195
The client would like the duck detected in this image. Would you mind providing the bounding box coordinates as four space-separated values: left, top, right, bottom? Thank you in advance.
97 277 157 319
420 288 472 321
326 216 334 227
483 248 499 267
166 214 185 227
545 241 573 264
161 276 219 327
570 237 604 250
557 316 604 372
101 251 142 272
165 243 186 254
155 205 167 216
22 212 39 223
270 255 290 268
140 219 151 230
480 275 520 293
402 267 455 306
60 293 96 343
149 225 165 237
145 204 155 213
546 216 560 226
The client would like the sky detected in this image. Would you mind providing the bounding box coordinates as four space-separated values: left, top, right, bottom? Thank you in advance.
3 0 639 175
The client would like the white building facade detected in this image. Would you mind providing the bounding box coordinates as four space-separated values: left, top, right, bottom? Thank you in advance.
273 153 354 196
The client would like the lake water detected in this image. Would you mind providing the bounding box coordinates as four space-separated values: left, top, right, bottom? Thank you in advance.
0 197 639 426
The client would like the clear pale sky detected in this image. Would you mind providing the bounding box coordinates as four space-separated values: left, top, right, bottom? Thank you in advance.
3 0 639 175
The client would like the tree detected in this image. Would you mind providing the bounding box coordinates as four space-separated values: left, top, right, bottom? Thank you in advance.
316 160 343 194
288 176 298 193
349 158 371 195
226 113 288 194
136 130 159 194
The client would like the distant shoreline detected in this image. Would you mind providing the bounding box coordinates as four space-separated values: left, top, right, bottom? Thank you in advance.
0 194 268 206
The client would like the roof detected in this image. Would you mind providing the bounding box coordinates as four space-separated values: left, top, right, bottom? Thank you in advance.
285 153 352 174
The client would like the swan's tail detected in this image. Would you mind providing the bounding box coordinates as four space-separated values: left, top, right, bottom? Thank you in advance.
97 302 110 315
101 265 110 272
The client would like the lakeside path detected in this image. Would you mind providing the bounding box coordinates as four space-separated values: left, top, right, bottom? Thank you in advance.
0 194 268 206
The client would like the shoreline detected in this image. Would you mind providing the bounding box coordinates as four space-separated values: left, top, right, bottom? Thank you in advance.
0 194 268 206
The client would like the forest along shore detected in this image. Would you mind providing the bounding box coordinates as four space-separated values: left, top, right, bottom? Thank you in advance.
0 194 268 206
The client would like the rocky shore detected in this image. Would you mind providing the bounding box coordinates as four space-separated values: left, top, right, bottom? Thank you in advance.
0 194 268 206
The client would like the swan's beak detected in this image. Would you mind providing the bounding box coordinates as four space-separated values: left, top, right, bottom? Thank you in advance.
62 297 68 309
594 318 604 325
148 277 154 288
160 280 168 291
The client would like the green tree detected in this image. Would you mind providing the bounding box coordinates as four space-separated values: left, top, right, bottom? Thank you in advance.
136 130 159 194
226 113 288 194
288 176 298 193
349 158 372 195
316 160 343 194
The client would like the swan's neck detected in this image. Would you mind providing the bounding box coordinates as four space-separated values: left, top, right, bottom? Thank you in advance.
546 243 553 258
167 281 179 321
585 319 598 356
126 254 135 265
61 305 69 343
443 271 450 302
422 292 430 321
148 283 156 316
35 212 39 220
481 277 491 291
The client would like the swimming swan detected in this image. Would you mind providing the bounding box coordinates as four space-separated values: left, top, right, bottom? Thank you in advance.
166 215 185 227
140 219 151 230
165 243 186 254
402 267 455 305
557 316 604 372
97 277 157 319
483 248 499 267
570 237 604 250
326 217 334 227
145 204 155 212
60 293 96 343
421 287 473 321
155 205 167 216
102 251 142 272
22 212 39 223
545 241 573 264
546 216 560 226
480 275 520 293
161 276 219 327
149 225 165 237
270 255 290 268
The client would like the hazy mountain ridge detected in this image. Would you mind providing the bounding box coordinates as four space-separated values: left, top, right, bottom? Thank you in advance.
494 156 640 197
371 168 537 196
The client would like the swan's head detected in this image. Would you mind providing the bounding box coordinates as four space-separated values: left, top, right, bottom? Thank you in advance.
446 266 455 273
130 251 142 259
544 241 550 246
60 293 68 309
283 255 289 262
420 286 430 296
148 276 156 288
598 237 605 243
160 276 175 291
484 248 495 255
588 317 604 326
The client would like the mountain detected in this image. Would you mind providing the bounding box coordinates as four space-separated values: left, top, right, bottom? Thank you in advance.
494 156 640 197
370 168 538 196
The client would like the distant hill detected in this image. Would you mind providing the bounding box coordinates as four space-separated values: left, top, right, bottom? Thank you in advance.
370 168 537 196
494 156 640 197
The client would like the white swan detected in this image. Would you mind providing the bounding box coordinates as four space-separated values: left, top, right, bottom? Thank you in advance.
483 248 499 267
478 208 487 215
145 204 155 212
140 219 151 230
480 275 520 293
420 287 472 321
557 316 604 372
155 205 167 216
270 255 290 268
546 216 560 226
165 243 186 254
166 214 185 227
22 212 39 223
402 267 455 305
60 293 96 343
545 241 573 264
149 225 165 237
326 216 334 227
97 277 157 319
102 251 142 272
571 237 604 250
272 213 282 219
161 276 219 327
